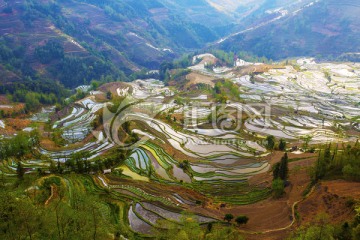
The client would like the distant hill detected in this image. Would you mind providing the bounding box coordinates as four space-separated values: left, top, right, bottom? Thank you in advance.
215 0 360 61
1 0 359 93
0 0 233 89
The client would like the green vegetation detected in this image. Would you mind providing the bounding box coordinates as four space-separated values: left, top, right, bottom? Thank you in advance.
324 71 332 82
0 176 123 240
266 135 276 150
35 40 64 64
191 181 271 205
0 0 229 91
312 141 360 182
213 79 241 103
289 211 360 240
278 139 287 151
63 149 127 174
272 178 285 198
0 131 40 160
208 50 235 67
11 89 63 112
273 153 289 181
224 214 234 223
16 161 25 180
53 56 125 88
301 135 312 152
289 213 335 240
0 40 71 112
155 215 243 240
235 215 249 226
272 153 289 198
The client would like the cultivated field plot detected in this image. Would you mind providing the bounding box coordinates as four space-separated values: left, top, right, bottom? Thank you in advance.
2 55 358 237
231 61 360 143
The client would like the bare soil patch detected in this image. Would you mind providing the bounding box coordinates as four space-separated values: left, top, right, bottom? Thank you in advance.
185 72 216 88
297 181 356 226
233 64 285 76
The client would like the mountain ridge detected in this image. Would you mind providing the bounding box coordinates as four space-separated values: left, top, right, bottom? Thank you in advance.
0 0 232 89
214 0 360 61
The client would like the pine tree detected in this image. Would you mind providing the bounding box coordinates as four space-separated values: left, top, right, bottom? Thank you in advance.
17 161 25 180
266 135 276 150
279 153 289 181
324 146 331 164
273 162 280 179
315 150 326 181
279 139 286 151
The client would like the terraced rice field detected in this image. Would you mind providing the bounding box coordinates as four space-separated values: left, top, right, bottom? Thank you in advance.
231 62 360 143
53 97 106 143
5 56 357 237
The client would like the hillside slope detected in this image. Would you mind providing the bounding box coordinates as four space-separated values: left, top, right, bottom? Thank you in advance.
0 0 232 89
216 0 360 61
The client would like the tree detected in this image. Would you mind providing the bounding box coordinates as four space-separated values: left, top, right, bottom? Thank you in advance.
301 135 312 152
91 80 100 90
35 40 64 64
324 146 331 164
313 150 327 181
279 153 289 181
24 92 41 112
207 223 213 233
353 225 360 240
51 193 111 240
17 162 25 180
159 61 174 81
49 161 57 174
273 162 280 179
335 222 352 240
0 192 44 239
57 160 63 174
250 73 255 84
272 178 285 198
279 139 286 151
273 153 288 182
235 215 249 225
290 213 335 240
224 214 234 222
266 135 276 150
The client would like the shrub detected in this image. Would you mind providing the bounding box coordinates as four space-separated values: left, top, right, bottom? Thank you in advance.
224 213 234 222
278 139 286 151
272 178 285 198
235 215 249 225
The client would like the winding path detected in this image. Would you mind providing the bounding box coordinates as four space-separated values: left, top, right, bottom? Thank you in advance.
238 184 316 235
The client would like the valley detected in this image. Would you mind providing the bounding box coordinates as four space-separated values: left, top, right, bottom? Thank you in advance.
0 0 360 239
1 53 359 239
